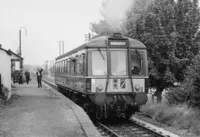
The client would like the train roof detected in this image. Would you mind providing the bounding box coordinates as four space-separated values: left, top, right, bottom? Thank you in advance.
56 34 146 60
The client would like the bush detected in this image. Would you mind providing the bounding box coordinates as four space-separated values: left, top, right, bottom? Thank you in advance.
141 103 200 135
164 53 200 107
0 85 11 100
164 83 190 105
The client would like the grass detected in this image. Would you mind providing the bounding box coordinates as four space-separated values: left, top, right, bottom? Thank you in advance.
141 101 200 135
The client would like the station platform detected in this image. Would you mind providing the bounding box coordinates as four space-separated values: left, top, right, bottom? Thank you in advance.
0 79 101 137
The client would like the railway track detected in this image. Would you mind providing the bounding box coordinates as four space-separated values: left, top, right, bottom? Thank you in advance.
95 119 179 137
42 79 179 137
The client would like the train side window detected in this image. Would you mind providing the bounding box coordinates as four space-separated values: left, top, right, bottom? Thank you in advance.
59 61 61 73
63 60 65 73
64 60 66 73
58 61 60 74
60 61 62 74
82 53 86 75
63 61 64 73
66 59 68 73
60 61 61 73
67 60 70 74
55 63 56 74
76 55 83 75
74 59 77 75
70 59 76 75
56 63 58 74
79 55 84 75
75 56 80 75
61 61 64 73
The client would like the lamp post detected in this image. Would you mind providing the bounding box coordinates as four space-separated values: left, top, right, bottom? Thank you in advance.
19 27 27 69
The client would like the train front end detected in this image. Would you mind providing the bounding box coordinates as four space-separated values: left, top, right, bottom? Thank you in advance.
88 33 148 119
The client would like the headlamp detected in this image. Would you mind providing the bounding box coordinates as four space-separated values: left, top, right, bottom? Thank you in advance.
135 84 140 91
96 85 103 92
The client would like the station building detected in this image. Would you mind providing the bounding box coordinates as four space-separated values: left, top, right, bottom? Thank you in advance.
0 45 23 97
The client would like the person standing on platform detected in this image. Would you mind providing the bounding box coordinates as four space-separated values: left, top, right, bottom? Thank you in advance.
25 69 30 84
19 71 23 84
36 69 43 88
39 69 43 87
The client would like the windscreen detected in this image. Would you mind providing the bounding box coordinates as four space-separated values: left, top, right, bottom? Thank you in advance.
130 49 147 76
111 51 127 76
92 50 107 75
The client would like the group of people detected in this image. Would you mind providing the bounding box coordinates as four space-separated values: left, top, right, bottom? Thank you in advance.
12 68 43 88
12 69 31 85
21 68 43 88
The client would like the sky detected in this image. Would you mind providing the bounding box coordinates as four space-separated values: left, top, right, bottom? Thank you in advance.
0 0 103 65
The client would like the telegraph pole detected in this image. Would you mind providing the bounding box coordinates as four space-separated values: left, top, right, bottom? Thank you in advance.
19 27 27 69
85 33 93 41
57 41 65 55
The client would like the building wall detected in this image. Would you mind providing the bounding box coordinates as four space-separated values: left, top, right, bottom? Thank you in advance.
0 50 11 91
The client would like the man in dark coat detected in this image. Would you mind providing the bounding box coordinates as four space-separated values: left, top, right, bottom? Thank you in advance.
36 69 43 88
131 66 140 75
25 69 30 84
19 72 23 84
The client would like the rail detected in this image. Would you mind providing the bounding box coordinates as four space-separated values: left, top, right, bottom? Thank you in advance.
43 79 180 137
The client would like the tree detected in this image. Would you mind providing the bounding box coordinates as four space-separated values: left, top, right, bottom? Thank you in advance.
125 0 200 102
90 0 131 35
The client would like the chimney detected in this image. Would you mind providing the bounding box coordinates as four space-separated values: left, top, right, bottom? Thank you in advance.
0 44 2 48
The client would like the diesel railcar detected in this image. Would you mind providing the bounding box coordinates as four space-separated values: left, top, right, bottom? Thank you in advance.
55 33 148 119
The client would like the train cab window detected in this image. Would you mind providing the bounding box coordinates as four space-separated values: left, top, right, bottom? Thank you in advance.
111 51 127 76
130 49 147 76
92 50 107 75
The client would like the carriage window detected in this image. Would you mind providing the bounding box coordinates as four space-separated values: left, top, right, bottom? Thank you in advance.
111 51 127 76
130 49 147 76
57 63 58 74
59 62 61 73
66 60 68 73
76 55 82 75
55 63 57 73
60 62 61 73
82 54 86 74
70 60 75 75
67 61 70 74
63 61 65 73
62 61 64 73
78 55 84 75
92 50 107 75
